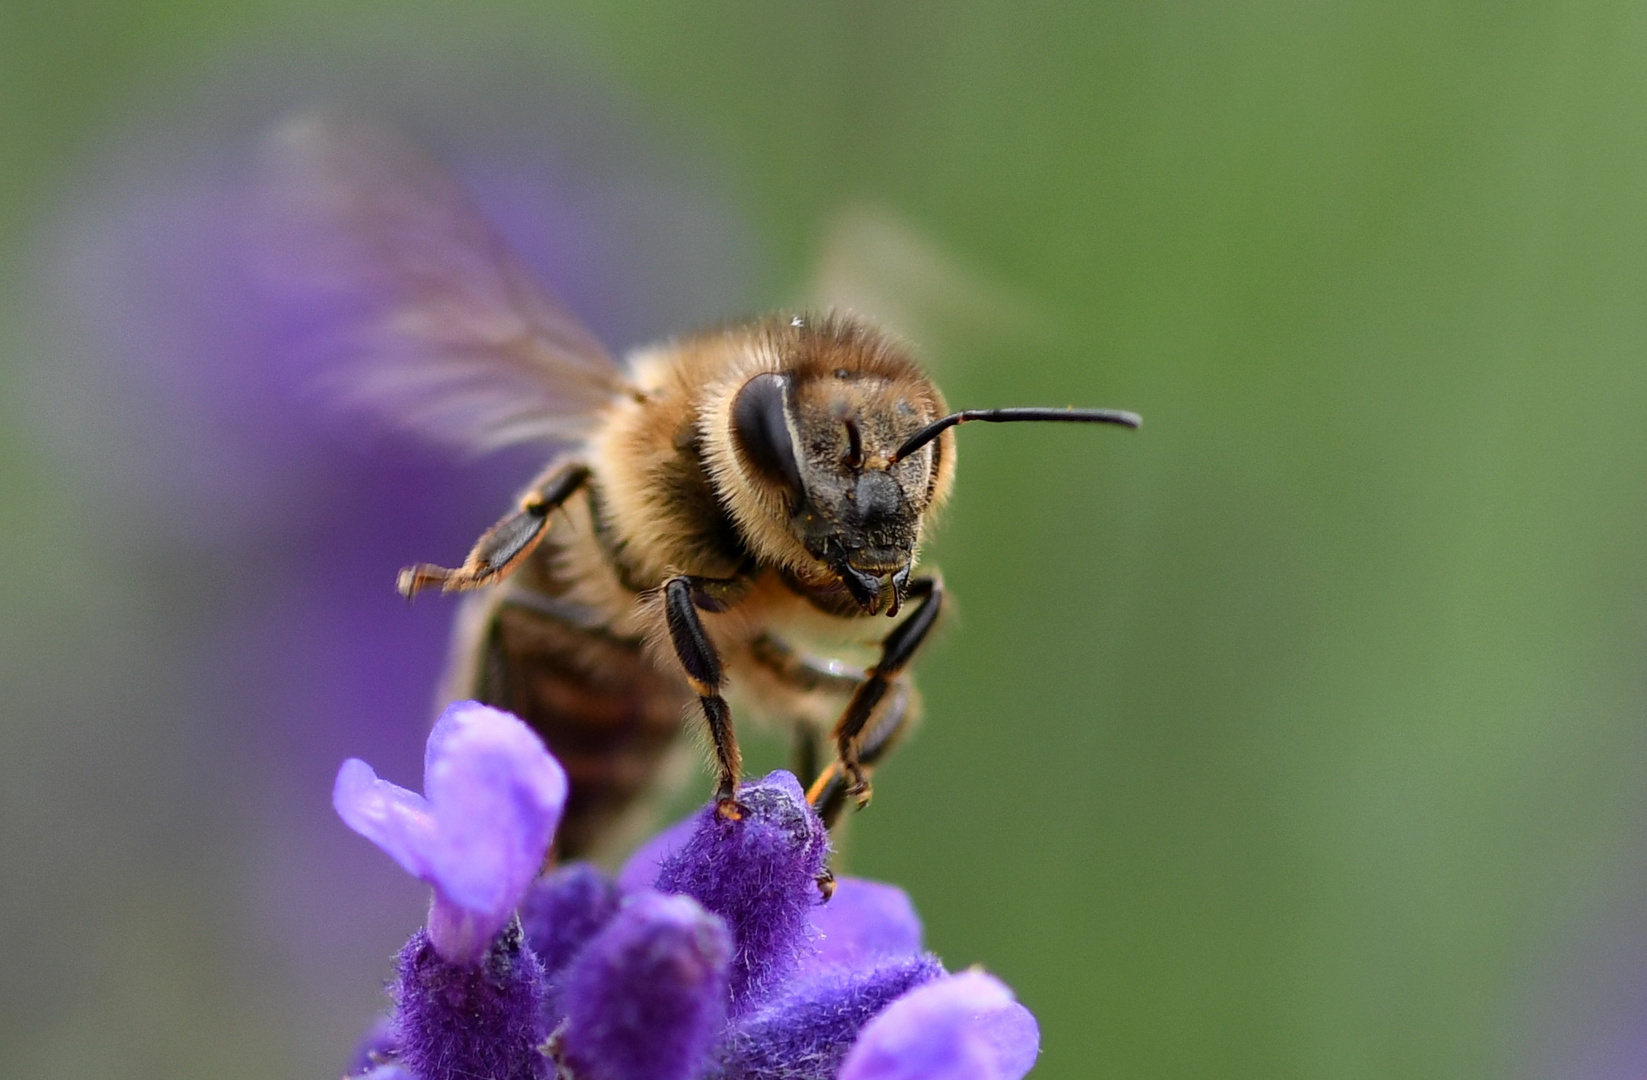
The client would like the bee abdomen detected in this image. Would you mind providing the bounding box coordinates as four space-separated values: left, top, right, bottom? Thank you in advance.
476 601 690 859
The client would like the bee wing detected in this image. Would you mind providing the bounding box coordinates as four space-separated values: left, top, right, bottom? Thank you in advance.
806 203 1048 366
253 114 628 453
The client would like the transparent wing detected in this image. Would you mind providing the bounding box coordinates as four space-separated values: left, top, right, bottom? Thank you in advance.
251 114 628 453
806 203 1049 370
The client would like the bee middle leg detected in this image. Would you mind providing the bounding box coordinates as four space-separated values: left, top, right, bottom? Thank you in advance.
662 574 754 818
398 462 591 597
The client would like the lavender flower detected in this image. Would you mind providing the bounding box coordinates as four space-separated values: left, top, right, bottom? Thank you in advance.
335 705 1040 1080
519 862 623 980
711 955 946 1079
355 1067 417 1080
345 1015 398 1076
811 877 924 966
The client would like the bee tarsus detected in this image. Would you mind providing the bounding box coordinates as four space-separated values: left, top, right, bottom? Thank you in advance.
398 462 591 599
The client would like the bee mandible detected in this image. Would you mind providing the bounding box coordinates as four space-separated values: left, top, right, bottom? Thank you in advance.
259 117 1139 858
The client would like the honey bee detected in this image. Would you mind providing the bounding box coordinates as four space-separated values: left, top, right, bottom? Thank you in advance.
260 117 1138 858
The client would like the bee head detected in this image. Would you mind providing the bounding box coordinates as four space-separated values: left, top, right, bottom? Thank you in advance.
721 323 952 616
710 314 1137 616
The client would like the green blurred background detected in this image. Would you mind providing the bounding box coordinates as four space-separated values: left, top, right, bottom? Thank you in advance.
5 2 1647 1078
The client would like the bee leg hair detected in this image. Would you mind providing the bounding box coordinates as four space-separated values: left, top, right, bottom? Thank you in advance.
663 574 752 819
397 463 590 598
825 575 943 809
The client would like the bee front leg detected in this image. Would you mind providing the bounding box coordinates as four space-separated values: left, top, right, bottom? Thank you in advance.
662 574 752 818
398 463 590 597
825 575 943 810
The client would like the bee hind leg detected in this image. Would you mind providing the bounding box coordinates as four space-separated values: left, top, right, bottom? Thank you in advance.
398 462 590 598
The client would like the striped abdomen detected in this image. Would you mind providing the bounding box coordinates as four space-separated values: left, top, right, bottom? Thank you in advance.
471 596 690 859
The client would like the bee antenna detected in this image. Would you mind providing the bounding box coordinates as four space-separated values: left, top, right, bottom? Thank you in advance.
887 407 1142 465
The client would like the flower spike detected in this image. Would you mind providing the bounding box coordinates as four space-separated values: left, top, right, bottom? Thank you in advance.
335 733 1040 1080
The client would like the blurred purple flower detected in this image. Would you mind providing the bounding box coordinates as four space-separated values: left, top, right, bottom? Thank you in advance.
337 714 1039 1080
334 701 567 963
345 1015 398 1077
518 862 622 982
356 1068 416 1080
38 78 757 1041
811 878 924 966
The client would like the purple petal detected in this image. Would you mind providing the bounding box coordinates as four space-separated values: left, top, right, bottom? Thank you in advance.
419 702 567 915
392 923 549 1080
557 891 731 1080
334 701 567 963
654 771 829 1014
712 953 942 1080
837 971 1040 1080
333 758 437 885
811 877 923 966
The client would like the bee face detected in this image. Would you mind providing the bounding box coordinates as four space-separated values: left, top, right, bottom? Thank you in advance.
728 326 950 615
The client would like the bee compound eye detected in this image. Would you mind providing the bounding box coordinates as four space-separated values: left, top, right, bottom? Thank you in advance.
731 372 805 499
